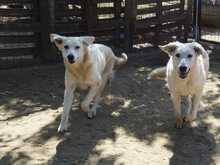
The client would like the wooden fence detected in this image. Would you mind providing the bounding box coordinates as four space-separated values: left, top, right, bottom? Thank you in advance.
0 0 192 69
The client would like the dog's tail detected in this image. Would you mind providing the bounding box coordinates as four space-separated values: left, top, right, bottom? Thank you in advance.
114 53 128 65
147 66 166 80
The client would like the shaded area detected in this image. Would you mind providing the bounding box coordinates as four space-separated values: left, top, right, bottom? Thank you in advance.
0 65 64 121
0 49 220 165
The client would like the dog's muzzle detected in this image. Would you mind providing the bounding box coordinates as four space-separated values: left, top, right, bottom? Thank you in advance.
67 54 75 64
179 66 190 79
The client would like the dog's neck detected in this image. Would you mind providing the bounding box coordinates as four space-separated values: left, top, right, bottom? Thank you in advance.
82 45 89 64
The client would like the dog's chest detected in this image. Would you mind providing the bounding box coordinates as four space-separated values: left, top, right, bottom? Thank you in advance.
66 62 94 88
173 79 201 96
175 82 194 96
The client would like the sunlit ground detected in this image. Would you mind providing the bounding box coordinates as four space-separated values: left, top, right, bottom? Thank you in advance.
0 58 220 165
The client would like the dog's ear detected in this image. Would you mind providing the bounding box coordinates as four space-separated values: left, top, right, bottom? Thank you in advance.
80 36 95 46
159 42 179 56
190 42 208 58
50 33 65 50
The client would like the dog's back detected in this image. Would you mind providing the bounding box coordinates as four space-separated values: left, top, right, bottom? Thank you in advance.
88 44 127 71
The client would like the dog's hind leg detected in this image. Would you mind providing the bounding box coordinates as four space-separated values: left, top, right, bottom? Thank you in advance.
171 93 183 128
58 72 76 133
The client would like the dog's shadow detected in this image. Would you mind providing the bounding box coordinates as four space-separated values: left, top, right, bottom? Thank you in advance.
47 66 217 165
168 126 216 165
0 56 219 165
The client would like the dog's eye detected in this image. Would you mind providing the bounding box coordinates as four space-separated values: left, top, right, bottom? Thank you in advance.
64 45 69 50
75 46 80 50
175 54 180 58
188 54 193 58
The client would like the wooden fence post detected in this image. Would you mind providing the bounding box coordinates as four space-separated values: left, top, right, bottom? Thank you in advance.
153 0 162 45
85 0 97 35
183 0 193 42
175 0 186 41
114 0 122 49
38 0 55 62
124 0 137 51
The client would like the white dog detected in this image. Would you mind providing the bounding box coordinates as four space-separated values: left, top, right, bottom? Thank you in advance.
158 42 209 128
50 34 127 132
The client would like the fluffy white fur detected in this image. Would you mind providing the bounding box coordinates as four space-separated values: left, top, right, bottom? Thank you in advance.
50 34 127 132
160 41 209 128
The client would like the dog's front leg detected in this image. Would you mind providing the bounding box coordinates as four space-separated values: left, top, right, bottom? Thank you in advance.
186 92 202 125
58 72 76 133
90 74 109 116
81 70 102 118
81 84 100 118
171 93 182 128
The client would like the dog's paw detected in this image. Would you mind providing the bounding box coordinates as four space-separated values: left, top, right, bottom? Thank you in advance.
184 116 197 128
87 110 96 119
58 123 68 133
185 115 195 124
175 117 183 129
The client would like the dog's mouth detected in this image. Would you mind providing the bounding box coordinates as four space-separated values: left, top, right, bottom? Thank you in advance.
179 69 190 79
68 60 75 64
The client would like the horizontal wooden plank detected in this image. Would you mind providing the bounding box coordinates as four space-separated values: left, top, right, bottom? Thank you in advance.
55 9 83 17
0 23 40 32
137 0 156 4
159 30 181 37
54 23 87 33
137 3 181 14
162 10 181 16
97 0 114 3
88 28 115 36
135 14 187 29
97 7 115 14
0 35 37 44
161 3 181 10
0 47 36 57
55 19 85 24
132 29 180 45
90 19 124 31
0 9 33 17
137 0 181 5
0 57 39 69
137 7 157 14
55 31 88 36
0 0 32 3
0 17 34 24
161 0 181 2
55 0 83 5
55 5 83 11
135 21 180 33
138 1 181 7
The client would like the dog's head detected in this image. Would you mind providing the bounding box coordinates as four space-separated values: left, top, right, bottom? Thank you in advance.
159 41 206 79
50 34 95 64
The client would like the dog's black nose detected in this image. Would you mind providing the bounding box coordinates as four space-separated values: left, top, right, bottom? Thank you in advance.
179 66 187 73
67 54 75 64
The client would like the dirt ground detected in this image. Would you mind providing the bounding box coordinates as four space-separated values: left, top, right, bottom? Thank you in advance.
0 52 220 165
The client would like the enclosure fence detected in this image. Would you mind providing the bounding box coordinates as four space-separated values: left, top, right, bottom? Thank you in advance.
0 0 191 69
198 0 220 43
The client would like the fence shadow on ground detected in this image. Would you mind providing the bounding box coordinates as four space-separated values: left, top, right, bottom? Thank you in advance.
0 52 220 165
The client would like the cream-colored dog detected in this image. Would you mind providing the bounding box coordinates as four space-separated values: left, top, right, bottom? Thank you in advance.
50 34 127 132
158 42 209 128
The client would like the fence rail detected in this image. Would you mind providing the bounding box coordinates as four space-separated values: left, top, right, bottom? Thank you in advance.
0 0 191 69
